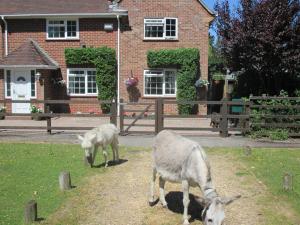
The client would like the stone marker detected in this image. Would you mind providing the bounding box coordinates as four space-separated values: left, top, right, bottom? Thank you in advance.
59 171 72 191
283 172 293 191
24 200 37 223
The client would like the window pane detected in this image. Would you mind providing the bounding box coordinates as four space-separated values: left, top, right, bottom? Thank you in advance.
87 71 97 94
67 20 77 37
31 70 36 97
145 76 163 95
68 70 85 94
6 70 11 97
145 19 164 38
165 19 177 38
165 71 176 95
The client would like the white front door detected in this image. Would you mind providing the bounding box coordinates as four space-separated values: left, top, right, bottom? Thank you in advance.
12 71 31 114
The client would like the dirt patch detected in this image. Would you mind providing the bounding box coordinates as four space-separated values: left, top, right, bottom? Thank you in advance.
43 150 296 225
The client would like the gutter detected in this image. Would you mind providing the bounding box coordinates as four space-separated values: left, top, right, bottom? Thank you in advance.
116 14 121 116
0 12 128 19
1 16 8 56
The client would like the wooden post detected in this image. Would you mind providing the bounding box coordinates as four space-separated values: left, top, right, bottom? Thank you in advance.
119 98 124 134
59 171 72 191
24 200 37 223
243 102 251 135
219 99 229 137
110 99 117 126
155 98 164 134
243 145 252 156
46 104 51 134
283 173 293 191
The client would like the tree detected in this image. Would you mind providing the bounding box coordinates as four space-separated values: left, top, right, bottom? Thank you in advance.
215 0 300 97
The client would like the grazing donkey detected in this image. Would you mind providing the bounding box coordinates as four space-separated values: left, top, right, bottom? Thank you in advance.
77 124 119 168
149 130 240 225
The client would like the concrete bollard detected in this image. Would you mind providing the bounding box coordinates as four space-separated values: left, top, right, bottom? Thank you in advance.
59 171 72 191
24 200 37 224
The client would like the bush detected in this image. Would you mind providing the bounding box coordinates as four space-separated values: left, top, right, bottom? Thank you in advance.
65 47 117 113
147 48 200 114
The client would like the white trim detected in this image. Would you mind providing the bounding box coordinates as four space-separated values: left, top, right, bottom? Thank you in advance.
143 69 177 97
144 17 178 40
0 12 128 18
67 68 98 97
46 19 79 40
0 65 58 69
30 69 37 99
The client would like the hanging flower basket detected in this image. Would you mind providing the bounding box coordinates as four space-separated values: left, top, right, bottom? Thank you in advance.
125 76 139 88
194 79 209 88
0 106 6 120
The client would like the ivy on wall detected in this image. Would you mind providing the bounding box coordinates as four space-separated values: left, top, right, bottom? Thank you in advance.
65 47 117 113
147 48 200 114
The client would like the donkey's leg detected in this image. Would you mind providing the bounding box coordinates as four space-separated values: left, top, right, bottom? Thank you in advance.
149 167 157 205
102 146 108 168
111 143 116 162
111 137 119 162
182 180 190 225
159 176 167 208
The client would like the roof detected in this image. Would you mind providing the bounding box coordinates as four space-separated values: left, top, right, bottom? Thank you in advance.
0 39 59 69
0 0 122 16
198 0 217 16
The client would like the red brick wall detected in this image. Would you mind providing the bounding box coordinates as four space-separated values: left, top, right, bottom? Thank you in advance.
119 0 214 106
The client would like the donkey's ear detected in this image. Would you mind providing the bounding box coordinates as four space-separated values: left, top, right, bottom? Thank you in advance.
77 135 84 142
221 195 241 205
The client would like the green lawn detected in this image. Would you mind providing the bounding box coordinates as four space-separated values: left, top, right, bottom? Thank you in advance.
0 143 106 225
236 148 300 215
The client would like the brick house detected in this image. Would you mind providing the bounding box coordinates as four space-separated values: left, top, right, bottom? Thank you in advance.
0 0 215 114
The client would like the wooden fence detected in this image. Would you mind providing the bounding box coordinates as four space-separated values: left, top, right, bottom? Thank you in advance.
1 97 299 137
249 96 300 137
119 98 251 137
0 99 117 134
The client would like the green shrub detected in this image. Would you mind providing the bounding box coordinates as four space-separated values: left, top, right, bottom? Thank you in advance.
65 47 117 113
147 48 200 114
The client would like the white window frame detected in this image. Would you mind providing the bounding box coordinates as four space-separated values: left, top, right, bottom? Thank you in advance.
143 69 177 97
46 19 79 40
144 18 178 40
30 70 37 99
67 68 98 96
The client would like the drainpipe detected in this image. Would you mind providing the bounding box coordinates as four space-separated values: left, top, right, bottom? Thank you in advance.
116 14 121 116
1 16 8 56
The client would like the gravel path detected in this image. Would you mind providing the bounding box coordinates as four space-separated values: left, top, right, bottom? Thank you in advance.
43 149 276 225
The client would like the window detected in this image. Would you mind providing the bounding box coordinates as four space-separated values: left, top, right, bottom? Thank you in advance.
67 69 97 95
47 19 79 39
31 70 36 98
144 18 178 40
5 70 11 98
144 69 176 96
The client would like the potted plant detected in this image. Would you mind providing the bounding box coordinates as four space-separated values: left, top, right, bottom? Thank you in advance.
30 105 44 121
194 78 209 88
212 73 225 84
0 106 6 120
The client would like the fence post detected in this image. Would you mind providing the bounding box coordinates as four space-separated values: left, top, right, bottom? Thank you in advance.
155 98 164 134
110 99 117 126
243 102 251 135
219 99 229 137
119 98 124 134
46 104 51 134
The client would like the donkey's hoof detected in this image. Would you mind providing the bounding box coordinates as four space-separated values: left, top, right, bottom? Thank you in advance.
183 220 190 225
162 203 168 208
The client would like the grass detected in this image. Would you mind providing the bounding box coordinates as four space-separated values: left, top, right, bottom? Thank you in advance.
0 143 108 225
209 147 300 224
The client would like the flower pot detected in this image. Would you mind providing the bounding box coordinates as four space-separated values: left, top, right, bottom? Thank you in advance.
31 114 43 121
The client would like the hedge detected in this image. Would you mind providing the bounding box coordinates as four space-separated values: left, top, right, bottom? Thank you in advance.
65 47 117 113
147 48 200 114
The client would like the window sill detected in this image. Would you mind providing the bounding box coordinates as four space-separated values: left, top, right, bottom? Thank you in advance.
46 38 80 41
143 38 179 42
142 96 176 99
68 94 98 97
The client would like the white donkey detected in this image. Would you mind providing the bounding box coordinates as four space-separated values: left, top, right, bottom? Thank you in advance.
149 130 240 225
77 124 119 168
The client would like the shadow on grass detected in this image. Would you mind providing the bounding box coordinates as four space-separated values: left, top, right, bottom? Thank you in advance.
165 191 204 222
93 158 128 168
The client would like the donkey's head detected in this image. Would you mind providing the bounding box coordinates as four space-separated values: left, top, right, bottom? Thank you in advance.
77 133 97 167
199 195 241 225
